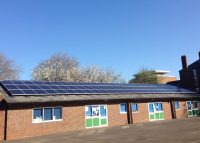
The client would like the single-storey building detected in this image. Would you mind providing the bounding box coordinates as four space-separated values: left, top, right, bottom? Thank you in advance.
0 80 199 141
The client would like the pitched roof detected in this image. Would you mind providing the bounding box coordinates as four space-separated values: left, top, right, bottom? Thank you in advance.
0 80 198 103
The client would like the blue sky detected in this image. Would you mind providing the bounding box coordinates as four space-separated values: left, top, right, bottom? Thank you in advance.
0 0 200 81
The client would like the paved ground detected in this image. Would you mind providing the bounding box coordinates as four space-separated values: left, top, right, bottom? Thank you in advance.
7 117 200 143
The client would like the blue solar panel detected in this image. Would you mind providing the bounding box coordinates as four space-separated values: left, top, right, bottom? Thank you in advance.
0 80 195 96
9 90 24 95
4 85 19 90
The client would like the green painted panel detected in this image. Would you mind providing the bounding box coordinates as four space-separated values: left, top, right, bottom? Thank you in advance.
86 119 92 127
155 113 159 119
195 110 199 116
196 110 199 116
192 110 196 116
101 118 107 125
188 111 193 117
150 114 154 120
93 118 100 126
160 112 164 119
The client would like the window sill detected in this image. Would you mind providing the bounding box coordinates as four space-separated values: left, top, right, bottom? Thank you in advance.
33 119 63 124
132 111 139 113
120 112 127 114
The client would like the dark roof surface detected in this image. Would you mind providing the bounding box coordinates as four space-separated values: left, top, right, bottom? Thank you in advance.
0 80 195 96
188 59 200 70
0 80 198 103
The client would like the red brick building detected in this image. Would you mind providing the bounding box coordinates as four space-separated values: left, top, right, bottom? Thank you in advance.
0 80 199 141
154 70 176 84
179 52 200 92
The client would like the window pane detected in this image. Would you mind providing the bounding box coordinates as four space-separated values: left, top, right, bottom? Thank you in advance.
187 102 191 110
174 101 179 109
54 107 62 119
192 101 198 109
100 105 106 117
132 103 138 112
92 105 99 116
86 106 92 117
33 109 42 119
120 103 127 113
149 103 154 113
44 108 53 121
158 103 163 111
154 103 159 111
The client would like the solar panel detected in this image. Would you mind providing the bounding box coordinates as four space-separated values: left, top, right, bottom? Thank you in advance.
0 80 195 96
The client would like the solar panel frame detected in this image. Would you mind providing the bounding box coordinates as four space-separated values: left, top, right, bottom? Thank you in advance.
0 80 195 96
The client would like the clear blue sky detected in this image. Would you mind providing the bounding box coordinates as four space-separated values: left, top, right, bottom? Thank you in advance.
0 0 200 81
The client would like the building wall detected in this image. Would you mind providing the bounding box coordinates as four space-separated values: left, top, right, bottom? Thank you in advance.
6 103 85 140
158 76 177 84
132 102 149 124
107 103 128 126
0 90 5 141
163 102 172 120
3 100 196 140
0 109 5 141
176 101 187 119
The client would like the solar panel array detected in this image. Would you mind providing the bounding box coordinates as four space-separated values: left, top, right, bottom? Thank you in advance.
0 80 194 96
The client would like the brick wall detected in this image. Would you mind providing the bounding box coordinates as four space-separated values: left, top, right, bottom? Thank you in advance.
3 100 194 140
163 102 172 120
107 103 128 126
132 102 149 124
0 109 5 141
176 101 188 119
6 103 85 140
158 76 177 84
0 91 5 141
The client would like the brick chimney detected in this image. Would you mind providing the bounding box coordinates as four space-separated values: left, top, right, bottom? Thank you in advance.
181 55 188 70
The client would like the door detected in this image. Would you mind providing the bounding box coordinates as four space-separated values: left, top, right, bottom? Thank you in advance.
186 101 199 117
85 105 108 128
148 102 164 121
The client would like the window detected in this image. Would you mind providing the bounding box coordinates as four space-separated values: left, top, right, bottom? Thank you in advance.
192 101 198 109
86 105 92 117
44 108 53 121
100 105 106 117
92 105 99 116
33 109 43 122
187 101 191 110
33 107 62 123
149 103 154 113
120 103 127 113
158 103 163 111
54 107 62 120
132 103 138 112
174 101 179 109
149 103 163 113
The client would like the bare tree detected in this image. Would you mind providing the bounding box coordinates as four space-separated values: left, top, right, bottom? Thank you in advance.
32 53 81 82
0 53 21 80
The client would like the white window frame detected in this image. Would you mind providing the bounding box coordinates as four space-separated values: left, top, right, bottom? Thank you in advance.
132 103 139 113
32 106 62 123
148 102 164 121
174 101 179 110
85 104 108 128
119 103 127 114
